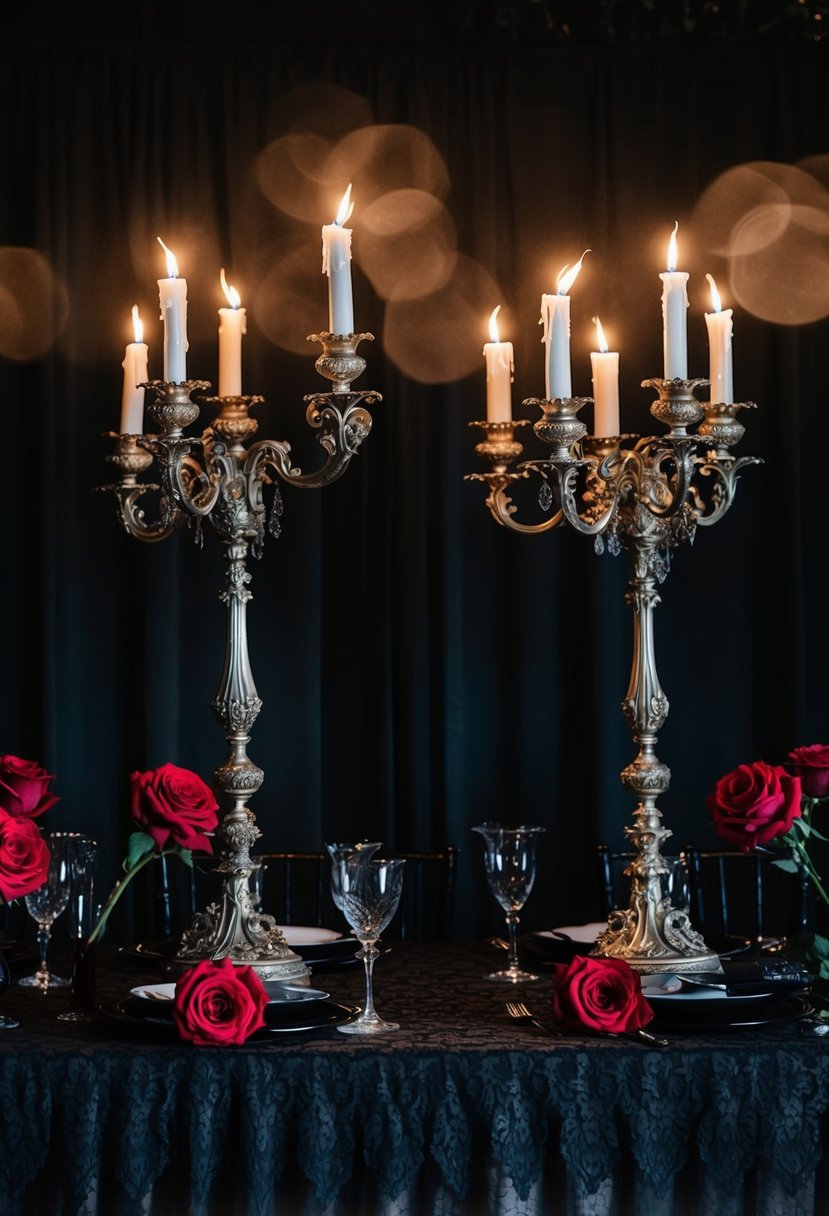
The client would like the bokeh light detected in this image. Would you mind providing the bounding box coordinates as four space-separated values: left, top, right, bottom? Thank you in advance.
253 235 323 355
383 255 504 384
326 124 450 209
0 247 69 361
691 158 829 325
359 190 457 301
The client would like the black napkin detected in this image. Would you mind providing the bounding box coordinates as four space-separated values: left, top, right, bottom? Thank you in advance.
684 959 813 995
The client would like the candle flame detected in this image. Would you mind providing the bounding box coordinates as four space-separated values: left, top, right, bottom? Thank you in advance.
488 305 502 343
667 221 679 273
220 267 241 309
593 315 608 354
131 304 143 344
556 249 590 295
335 183 354 226
706 272 722 313
157 236 179 278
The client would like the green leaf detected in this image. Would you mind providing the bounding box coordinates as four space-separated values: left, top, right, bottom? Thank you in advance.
809 826 829 842
124 832 156 873
811 934 829 959
771 857 801 873
797 818 812 837
177 848 194 869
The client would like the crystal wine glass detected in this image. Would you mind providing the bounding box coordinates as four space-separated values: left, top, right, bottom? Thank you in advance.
19 831 72 990
334 856 405 1034
472 822 546 982
324 840 382 913
58 833 98 1022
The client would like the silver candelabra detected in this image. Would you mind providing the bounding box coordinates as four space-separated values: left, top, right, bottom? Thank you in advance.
101 332 379 982
467 378 759 973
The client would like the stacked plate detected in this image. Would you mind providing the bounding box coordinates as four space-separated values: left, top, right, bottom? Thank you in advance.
99 978 359 1039
640 972 812 1031
279 926 361 970
121 926 360 971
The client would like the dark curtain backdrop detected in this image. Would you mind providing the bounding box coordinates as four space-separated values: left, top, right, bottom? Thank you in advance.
2 10 828 943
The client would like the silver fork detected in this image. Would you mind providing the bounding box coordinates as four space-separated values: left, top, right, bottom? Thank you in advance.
505 1001 561 1038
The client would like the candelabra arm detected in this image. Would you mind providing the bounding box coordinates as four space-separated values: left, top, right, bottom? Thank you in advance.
692 453 764 528
246 390 379 492
110 483 179 543
484 475 564 533
143 436 222 521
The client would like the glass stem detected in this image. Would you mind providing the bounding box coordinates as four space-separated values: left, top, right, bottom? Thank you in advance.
506 911 520 971
362 940 379 1018
36 921 52 980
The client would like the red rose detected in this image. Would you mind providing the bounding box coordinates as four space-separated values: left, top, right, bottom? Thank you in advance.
551 954 654 1033
172 956 268 1046
0 809 51 902
787 744 829 800
707 760 802 850
0 754 59 820
129 762 219 853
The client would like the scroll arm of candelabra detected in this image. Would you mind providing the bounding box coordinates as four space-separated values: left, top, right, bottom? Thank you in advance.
518 458 620 536
110 483 180 543
623 438 698 519
144 436 223 520
483 474 564 533
246 390 379 491
691 453 764 528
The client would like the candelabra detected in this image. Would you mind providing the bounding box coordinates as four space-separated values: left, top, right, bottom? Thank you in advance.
101 332 379 983
467 378 760 973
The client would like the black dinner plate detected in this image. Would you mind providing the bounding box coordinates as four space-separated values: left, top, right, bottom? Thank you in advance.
649 992 813 1032
98 995 360 1039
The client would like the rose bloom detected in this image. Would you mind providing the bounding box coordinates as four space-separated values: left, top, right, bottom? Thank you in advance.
787 744 829 800
552 955 654 1033
0 809 51 902
707 759 802 851
0 754 59 820
173 957 268 1046
129 762 219 853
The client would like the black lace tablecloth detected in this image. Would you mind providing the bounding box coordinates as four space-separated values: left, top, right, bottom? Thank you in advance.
1 940 829 1216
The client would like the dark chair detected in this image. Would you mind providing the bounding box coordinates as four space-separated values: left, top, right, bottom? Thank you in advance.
594 843 690 918
251 845 460 943
682 845 812 946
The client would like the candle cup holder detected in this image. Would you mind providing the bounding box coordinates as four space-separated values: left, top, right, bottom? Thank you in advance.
642 377 707 438
467 370 762 973
529 396 592 460
105 433 154 483
100 349 380 981
144 380 211 437
200 395 265 455
698 400 756 456
308 331 374 393
581 434 638 463
467 419 530 474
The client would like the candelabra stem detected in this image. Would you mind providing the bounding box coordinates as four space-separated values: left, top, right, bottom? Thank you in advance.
174 539 310 982
594 540 720 973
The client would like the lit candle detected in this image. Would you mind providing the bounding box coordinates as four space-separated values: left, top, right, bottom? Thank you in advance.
157 237 188 383
321 184 355 335
540 249 589 400
660 221 689 380
218 268 246 397
120 305 148 435
590 316 620 438
704 273 733 405
483 305 514 423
